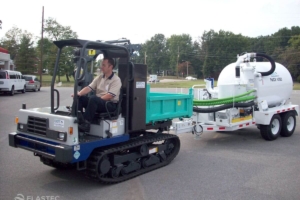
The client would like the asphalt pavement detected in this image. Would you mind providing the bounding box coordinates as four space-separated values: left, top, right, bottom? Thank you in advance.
0 87 300 200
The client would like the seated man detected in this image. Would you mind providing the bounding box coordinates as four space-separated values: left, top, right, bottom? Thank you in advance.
73 57 121 132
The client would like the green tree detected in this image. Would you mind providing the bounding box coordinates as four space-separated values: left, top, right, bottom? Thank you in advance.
43 18 78 82
135 43 146 64
0 26 22 60
262 26 300 59
166 34 194 77
289 34 300 49
36 38 53 74
140 34 169 74
279 35 300 80
199 30 250 78
189 41 203 78
14 33 36 73
0 27 37 73
199 30 215 77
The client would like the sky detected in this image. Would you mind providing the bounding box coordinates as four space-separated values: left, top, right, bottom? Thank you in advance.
0 0 300 44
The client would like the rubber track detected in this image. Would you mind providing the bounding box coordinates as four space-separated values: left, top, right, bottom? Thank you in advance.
85 133 180 184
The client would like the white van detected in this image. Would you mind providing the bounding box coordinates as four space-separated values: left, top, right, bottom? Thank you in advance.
149 74 159 83
0 70 26 95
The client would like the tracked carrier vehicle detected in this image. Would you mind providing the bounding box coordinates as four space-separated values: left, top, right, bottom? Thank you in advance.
8 39 193 183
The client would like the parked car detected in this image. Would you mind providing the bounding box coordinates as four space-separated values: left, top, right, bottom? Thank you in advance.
0 69 26 95
149 79 160 83
185 76 197 80
23 75 41 92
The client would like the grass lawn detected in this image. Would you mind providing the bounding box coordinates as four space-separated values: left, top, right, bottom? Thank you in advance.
149 79 209 88
41 74 300 90
41 74 75 87
149 79 300 90
293 82 300 90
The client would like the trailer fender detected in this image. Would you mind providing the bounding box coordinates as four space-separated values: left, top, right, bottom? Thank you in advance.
254 105 299 125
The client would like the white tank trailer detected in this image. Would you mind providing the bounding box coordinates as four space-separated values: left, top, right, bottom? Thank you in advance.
173 53 299 141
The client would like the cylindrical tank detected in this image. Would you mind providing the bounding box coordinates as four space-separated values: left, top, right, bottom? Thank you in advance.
217 62 293 107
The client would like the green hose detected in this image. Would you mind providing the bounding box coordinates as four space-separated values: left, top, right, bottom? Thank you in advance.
193 96 256 106
193 90 256 106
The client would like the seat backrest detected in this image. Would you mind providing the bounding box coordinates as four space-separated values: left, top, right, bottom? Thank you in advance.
115 88 123 116
97 88 123 121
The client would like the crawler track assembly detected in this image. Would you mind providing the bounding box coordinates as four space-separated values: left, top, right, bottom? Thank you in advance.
86 133 180 183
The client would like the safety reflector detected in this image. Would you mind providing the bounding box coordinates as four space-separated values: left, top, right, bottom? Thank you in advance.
69 127 73 135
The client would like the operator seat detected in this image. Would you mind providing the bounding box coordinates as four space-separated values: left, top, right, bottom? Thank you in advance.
92 88 123 123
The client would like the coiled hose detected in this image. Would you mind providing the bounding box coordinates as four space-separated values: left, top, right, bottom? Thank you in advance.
193 90 256 106
193 101 255 113
192 89 256 113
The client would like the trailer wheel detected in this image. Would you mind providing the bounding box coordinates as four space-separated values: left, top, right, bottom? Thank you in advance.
280 112 296 137
260 114 281 141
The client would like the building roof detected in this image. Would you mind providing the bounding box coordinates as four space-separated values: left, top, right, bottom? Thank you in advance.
0 47 9 54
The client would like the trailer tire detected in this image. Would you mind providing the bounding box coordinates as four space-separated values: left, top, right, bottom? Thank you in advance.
260 114 281 141
280 111 296 137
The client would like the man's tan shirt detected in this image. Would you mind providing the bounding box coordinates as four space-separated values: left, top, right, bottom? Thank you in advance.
88 73 121 103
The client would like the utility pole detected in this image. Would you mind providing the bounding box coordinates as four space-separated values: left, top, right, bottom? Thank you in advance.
144 51 147 64
40 6 44 86
186 61 188 77
176 46 179 78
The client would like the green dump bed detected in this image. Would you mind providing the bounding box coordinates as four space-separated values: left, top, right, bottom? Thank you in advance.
146 84 193 123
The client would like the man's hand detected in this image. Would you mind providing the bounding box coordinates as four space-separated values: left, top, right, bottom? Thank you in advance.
101 93 114 101
71 92 80 97
71 87 91 97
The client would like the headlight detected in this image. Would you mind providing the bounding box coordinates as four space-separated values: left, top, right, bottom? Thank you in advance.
58 132 65 140
20 124 24 129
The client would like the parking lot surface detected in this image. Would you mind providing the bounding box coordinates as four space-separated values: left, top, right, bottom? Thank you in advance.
1 88 300 200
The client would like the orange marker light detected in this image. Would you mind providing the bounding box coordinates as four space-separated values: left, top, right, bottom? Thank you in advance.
69 127 73 135
15 117 19 124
